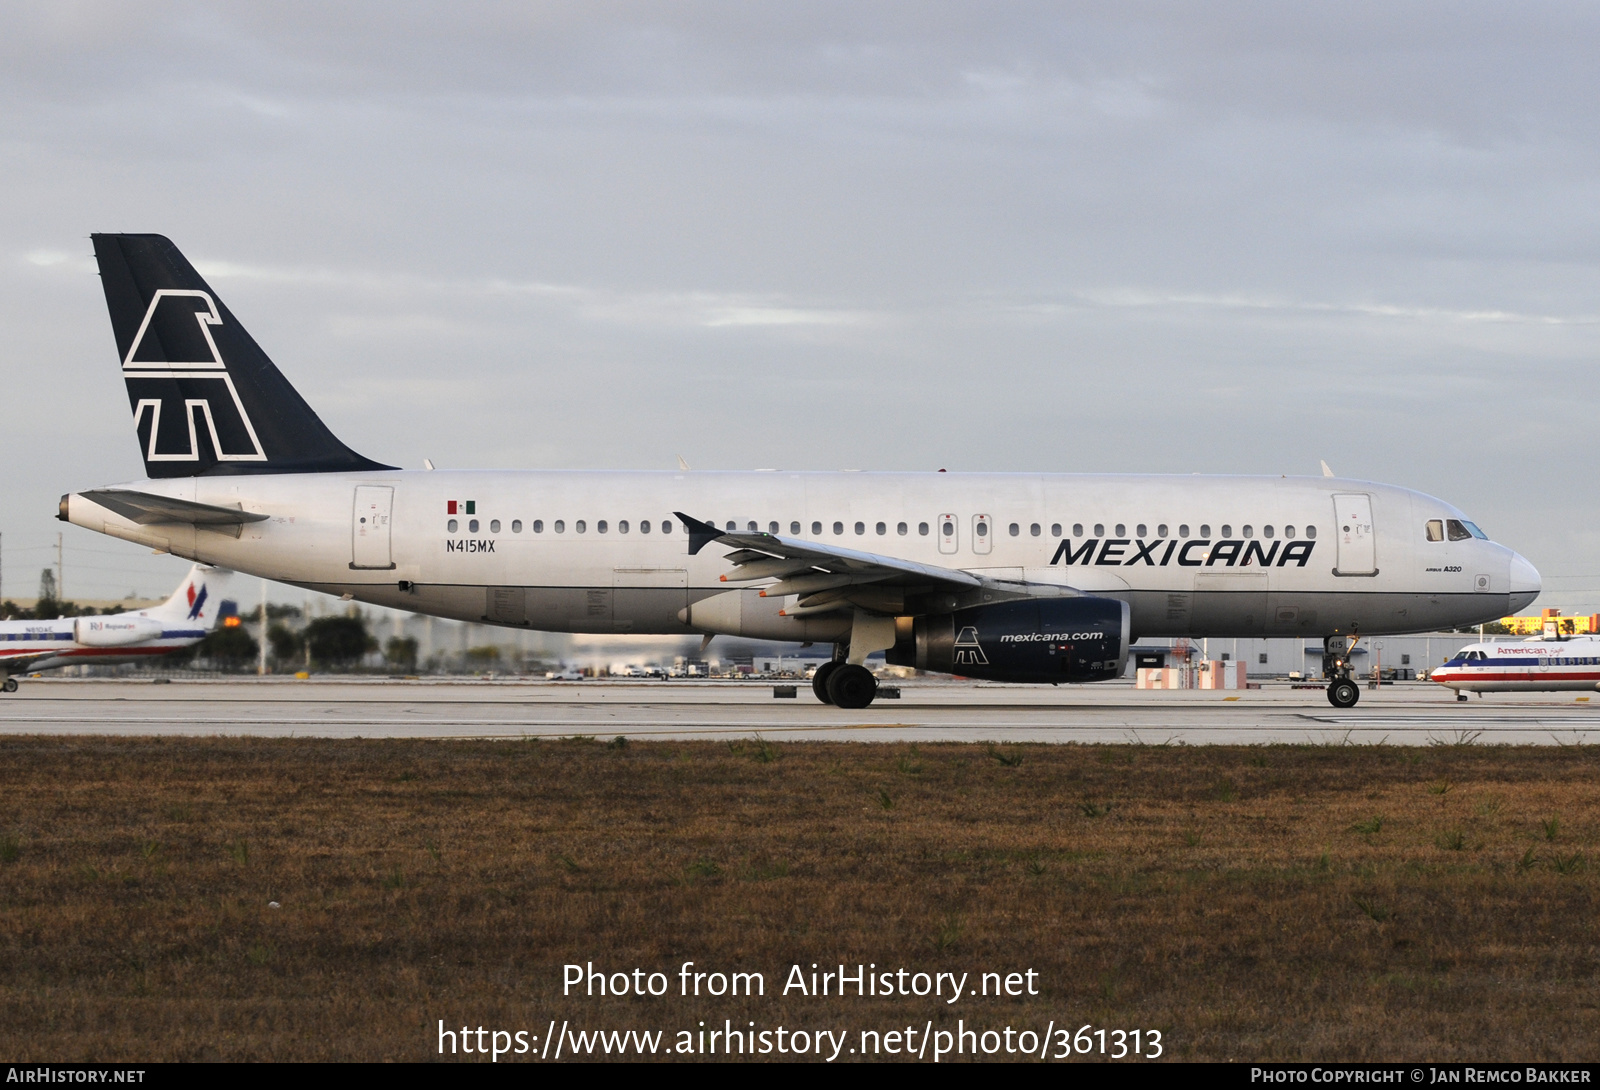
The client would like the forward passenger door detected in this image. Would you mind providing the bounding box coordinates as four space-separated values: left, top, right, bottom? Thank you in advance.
1332 493 1376 576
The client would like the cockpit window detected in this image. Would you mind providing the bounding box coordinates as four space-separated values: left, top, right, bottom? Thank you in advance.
1461 520 1488 540
1446 519 1472 542
1426 519 1444 542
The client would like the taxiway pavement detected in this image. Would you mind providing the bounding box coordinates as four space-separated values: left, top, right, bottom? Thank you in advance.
0 678 1595 744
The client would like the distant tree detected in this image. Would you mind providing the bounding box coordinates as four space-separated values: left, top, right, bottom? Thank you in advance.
1479 622 1513 635
384 636 419 672
267 623 303 666
305 615 376 669
464 646 501 668
195 625 260 671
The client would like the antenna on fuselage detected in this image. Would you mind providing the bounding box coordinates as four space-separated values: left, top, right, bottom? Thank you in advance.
1320 460 1335 478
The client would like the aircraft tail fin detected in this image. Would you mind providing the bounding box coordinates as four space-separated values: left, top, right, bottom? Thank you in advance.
145 564 240 630
90 233 394 479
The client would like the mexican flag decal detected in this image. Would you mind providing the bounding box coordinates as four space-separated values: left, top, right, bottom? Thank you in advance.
447 500 476 515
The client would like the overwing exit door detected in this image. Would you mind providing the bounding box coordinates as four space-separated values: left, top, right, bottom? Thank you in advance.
972 513 993 555
1332 493 1376 576
352 485 395 570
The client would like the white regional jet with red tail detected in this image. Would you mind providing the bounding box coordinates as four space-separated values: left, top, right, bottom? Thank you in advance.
0 564 237 689
57 235 1540 709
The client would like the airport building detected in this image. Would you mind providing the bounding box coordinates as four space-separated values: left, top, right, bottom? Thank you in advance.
1496 609 1599 636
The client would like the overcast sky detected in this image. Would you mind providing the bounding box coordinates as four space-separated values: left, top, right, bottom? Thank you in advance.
2 2 1596 611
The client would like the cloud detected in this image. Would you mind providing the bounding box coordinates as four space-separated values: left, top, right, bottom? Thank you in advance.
2 4 1599 609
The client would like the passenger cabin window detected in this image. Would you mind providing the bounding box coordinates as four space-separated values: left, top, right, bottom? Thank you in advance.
597 520 608 534
1179 524 1190 537
1009 523 1019 536
726 521 736 532
1093 524 1104 536
747 521 757 532
490 519 501 533
448 519 459 533
1114 524 1125 536
834 522 844 535
639 520 650 534
876 522 887 535
512 519 523 533
898 522 908 536
1241 525 1252 539
1426 520 1445 542
469 519 480 533
919 522 930 536
1263 525 1273 538
975 520 988 538
1200 524 1210 537
1283 525 1295 539
1136 524 1147 537
1051 523 1062 537
662 521 672 534
769 522 779 534
854 522 865 535
620 520 630 533
813 521 823 535
1030 523 1040 537
1157 524 1168 537
1221 525 1232 537
791 521 801 534
1305 526 1316 539
533 520 544 533
574 520 585 533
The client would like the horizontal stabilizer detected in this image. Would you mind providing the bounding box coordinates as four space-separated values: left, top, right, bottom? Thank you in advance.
77 488 269 526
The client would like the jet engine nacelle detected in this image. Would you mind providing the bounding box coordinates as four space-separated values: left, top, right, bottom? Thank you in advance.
886 596 1130 683
73 615 165 647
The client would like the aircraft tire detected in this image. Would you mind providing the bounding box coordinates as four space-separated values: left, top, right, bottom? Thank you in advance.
812 661 840 704
1 678 16 693
826 664 878 709
1327 679 1359 709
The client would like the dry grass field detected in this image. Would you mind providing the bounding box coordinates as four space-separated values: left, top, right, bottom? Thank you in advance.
1 735 1597 1062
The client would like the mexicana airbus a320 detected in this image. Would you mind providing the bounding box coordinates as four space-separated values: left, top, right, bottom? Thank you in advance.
56 235 1540 709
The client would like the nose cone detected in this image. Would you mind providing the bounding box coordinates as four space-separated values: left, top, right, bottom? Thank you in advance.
1508 553 1541 613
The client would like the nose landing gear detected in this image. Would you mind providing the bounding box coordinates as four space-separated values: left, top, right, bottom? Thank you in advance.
1323 634 1361 708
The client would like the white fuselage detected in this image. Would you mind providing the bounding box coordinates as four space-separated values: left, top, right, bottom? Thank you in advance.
66 470 1539 643
1432 637 1600 694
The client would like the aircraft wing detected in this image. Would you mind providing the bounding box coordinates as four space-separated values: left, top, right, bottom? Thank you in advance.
676 512 1072 616
0 649 62 674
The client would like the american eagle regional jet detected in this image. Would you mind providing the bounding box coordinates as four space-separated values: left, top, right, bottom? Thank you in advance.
56 235 1540 709
0 563 236 689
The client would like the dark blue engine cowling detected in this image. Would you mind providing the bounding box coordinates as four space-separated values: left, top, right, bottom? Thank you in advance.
886 596 1130 683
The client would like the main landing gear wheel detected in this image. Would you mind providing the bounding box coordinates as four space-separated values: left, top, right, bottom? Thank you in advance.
826 664 878 710
812 661 841 704
1327 679 1359 709
0 678 16 693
